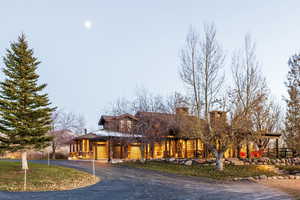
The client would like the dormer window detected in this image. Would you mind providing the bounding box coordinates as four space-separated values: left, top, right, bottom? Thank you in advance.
120 120 125 130
119 119 132 132
127 120 132 130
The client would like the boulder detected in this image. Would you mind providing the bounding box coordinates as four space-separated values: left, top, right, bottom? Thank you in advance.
185 160 193 166
245 177 255 181
259 175 267 180
196 159 207 164
227 158 244 166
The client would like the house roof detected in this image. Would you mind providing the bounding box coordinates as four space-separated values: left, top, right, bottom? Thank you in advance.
73 129 142 141
93 129 142 138
98 113 138 125
74 133 98 140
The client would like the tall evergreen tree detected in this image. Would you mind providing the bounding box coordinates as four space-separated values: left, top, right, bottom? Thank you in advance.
284 54 300 153
0 34 55 169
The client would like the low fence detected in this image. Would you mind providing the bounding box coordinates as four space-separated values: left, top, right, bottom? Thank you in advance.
263 147 297 158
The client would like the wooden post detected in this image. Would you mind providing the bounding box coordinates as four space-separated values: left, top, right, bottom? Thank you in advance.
169 140 171 156
92 159 95 179
185 139 188 158
195 139 198 158
276 139 279 158
175 139 178 158
203 144 207 158
145 143 148 159
164 139 168 158
24 169 27 191
108 138 112 162
120 144 123 159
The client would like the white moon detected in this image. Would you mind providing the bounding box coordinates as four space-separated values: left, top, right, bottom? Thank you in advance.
84 20 92 30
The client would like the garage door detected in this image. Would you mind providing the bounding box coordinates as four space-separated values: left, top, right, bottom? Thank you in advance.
129 145 141 160
96 145 108 159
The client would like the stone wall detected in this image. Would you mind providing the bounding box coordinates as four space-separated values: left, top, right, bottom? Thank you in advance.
150 157 300 167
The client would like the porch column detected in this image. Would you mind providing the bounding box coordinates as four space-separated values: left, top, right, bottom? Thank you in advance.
276 139 279 158
145 144 148 159
164 139 168 158
120 144 123 159
175 139 178 158
108 137 114 162
195 139 198 158
185 139 188 158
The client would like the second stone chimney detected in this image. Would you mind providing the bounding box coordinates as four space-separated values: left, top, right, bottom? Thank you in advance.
175 107 189 115
209 111 227 127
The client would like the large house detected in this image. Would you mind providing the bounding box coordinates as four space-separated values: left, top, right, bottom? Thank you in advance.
69 107 280 161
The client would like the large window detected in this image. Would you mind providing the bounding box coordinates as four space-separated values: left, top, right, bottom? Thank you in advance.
120 120 125 130
127 120 132 130
120 119 132 131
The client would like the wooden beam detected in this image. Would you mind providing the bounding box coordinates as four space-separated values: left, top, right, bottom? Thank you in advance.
185 139 188 158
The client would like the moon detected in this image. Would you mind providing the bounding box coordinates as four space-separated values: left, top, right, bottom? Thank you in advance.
84 20 92 30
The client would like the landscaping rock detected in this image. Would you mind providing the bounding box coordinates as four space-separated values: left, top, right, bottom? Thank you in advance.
259 175 267 180
245 177 255 181
288 175 295 179
227 158 244 166
184 160 193 166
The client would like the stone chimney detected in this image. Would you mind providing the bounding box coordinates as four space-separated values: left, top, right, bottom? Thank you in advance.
209 111 227 127
175 107 189 115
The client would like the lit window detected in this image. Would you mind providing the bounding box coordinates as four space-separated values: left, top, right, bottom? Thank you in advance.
120 120 125 130
127 120 132 130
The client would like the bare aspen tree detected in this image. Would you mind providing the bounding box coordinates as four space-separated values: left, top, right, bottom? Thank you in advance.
179 24 225 119
252 100 282 151
231 34 268 157
180 24 225 160
179 26 202 117
199 24 225 120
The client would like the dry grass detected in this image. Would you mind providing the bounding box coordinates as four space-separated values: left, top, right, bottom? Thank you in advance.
0 161 99 192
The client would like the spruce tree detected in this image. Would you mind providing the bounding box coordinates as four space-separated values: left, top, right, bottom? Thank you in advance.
0 34 55 169
284 54 300 153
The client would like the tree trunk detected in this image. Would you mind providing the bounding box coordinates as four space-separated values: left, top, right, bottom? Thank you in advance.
52 146 56 159
237 145 241 159
246 142 251 159
214 151 224 171
140 143 145 163
21 151 29 170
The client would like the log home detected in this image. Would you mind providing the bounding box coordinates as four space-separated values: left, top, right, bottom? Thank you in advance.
69 107 280 161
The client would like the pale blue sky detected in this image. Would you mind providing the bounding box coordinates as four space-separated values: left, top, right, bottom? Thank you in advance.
0 1 299 130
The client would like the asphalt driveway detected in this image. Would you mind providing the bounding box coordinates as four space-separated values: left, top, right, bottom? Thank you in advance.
0 160 292 200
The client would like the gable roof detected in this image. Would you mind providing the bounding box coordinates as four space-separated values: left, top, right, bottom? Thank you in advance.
98 113 138 125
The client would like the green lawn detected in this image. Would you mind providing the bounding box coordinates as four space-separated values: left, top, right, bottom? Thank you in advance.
120 161 278 180
0 161 99 191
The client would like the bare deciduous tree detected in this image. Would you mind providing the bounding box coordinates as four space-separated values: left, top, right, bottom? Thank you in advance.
284 54 300 153
252 100 282 151
179 24 225 119
199 24 225 120
52 110 86 134
49 110 86 159
48 130 74 159
179 26 202 117
231 34 269 158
